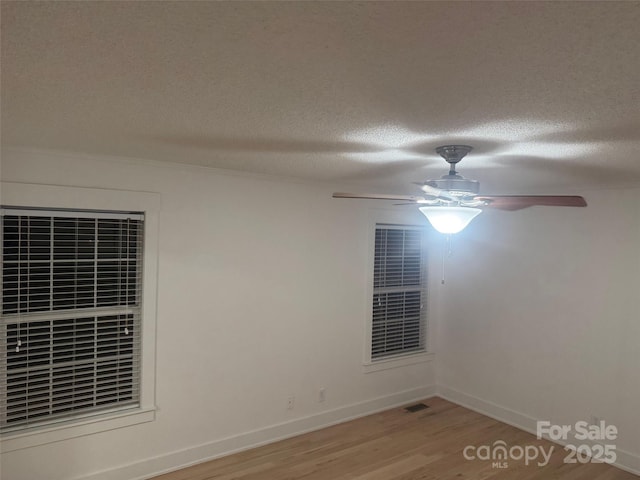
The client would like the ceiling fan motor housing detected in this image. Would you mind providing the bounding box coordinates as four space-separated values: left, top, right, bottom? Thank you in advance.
426 175 480 196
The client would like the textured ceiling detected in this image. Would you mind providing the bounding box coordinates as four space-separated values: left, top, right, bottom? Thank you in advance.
2 1 640 193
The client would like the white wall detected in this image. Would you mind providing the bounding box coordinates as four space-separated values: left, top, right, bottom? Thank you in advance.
435 186 640 472
0 149 437 480
4 148 638 479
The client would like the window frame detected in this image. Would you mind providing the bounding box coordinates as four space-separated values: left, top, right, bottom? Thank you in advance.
1 208 144 432
0 182 159 452
363 208 434 373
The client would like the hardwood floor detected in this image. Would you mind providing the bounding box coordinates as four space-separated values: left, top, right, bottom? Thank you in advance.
151 397 638 480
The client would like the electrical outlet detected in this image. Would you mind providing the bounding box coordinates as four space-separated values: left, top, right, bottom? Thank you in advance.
318 387 326 403
287 395 295 410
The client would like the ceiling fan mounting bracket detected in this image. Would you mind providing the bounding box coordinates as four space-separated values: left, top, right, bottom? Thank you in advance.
435 145 473 165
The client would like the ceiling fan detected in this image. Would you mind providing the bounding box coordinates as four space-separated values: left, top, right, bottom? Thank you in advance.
333 145 587 233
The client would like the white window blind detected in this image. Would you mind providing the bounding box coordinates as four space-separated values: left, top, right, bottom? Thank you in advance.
0 207 143 433
372 225 427 360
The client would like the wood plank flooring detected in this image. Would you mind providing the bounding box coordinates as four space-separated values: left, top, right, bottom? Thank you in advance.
151 397 638 480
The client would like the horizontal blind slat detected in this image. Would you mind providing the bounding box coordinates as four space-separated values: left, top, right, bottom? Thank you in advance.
371 226 427 360
1 209 143 430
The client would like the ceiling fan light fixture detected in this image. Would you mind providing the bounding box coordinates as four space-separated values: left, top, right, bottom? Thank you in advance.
419 206 482 234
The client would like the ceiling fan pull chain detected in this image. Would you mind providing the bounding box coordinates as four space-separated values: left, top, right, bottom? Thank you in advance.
441 234 453 285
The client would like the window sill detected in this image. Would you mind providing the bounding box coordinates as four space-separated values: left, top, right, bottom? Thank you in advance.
0 406 156 453
363 352 434 374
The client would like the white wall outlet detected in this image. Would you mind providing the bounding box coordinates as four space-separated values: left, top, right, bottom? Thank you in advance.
287 395 295 410
318 387 326 403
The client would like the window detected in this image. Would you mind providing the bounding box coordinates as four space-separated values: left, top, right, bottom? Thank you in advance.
371 225 427 360
0 207 144 433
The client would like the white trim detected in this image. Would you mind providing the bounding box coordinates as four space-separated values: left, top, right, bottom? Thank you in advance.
0 182 160 213
0 207 143 220
363 352 434 374
1 408 156 453
68 385 437 480
437 385 640 476
0 182 160 449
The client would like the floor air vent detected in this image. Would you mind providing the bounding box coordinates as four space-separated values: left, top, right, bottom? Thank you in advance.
404 403 429 413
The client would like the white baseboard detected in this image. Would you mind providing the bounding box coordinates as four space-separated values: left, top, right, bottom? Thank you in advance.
437 385 640 477
74 385 437 480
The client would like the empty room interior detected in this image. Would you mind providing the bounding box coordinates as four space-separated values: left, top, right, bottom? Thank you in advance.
1 2 639 479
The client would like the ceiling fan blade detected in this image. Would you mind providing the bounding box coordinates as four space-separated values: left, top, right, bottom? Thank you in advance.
333 192 423 202
476 195 587 211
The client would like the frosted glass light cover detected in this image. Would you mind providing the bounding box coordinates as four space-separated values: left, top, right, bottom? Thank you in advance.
419 206 482 234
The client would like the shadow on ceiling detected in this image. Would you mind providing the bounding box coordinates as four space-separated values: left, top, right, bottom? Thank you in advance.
529 123 640 143
488 155 640 188
144 133 386 154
